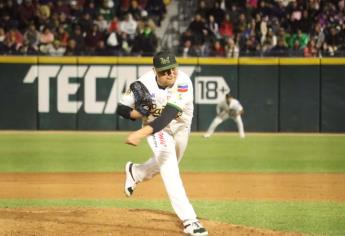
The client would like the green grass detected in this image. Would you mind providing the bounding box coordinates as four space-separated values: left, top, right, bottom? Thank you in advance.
0 132 344 172
0 199 344 236
0 132 344 235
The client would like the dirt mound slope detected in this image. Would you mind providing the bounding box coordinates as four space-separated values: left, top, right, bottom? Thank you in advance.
0 208 306 236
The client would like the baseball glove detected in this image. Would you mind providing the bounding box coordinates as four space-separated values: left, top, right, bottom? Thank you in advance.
130 81 153 116
229 109 238 117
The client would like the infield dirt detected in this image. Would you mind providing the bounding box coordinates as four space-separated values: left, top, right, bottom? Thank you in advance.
1 173 344 236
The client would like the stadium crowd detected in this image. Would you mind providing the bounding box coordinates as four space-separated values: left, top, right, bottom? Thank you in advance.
0 0 166 56
179 0 345 57
1 0 345 57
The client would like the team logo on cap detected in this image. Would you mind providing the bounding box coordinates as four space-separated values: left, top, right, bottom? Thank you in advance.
160 57 171 64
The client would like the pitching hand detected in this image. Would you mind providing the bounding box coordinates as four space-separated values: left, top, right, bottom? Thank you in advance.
126 132 142 146
125 125 154 147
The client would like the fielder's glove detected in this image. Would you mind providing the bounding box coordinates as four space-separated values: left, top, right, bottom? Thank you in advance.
229 109 237 117
130 81 153 116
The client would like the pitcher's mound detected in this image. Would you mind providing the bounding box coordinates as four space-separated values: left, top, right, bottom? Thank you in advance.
0 207 305 236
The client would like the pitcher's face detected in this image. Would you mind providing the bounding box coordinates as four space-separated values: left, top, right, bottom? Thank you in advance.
155 67 178 88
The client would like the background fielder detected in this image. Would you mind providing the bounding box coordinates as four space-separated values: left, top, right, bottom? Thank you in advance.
116 51 208 236
204 93 245 138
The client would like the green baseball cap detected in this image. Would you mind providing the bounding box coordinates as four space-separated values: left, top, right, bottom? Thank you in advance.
153 51 178 72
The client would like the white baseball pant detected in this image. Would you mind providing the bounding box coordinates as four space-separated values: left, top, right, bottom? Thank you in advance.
132 126 197 221
205 113 245 138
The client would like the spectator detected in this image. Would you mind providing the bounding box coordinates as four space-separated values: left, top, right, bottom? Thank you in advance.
208 1 225 26
277 27 291 47
145 0 166 27
209 40 225 57
257 1 272 17
69 24 85 53
64 38 79 56
187 14 208 45
117 0 131 19
0 27 6 53
53 0 70 16
36 4 51 28
58 13 71 32
119 31 132 55
3 0 20 21
106 30 123 55
85 24 104 54
55 25 69 47
0 13 18 32
47 40 66 56
78 12 94 34
262 28 277 48
18 39 38 55
309 23 325 52
108 16 119 33
298 10 312 34
39 27 55 54
23 23 40 52
40 27 54 45
219 13 233 38
290 40 304 56
288 1 303 33
4 27 24 54
119 13 137 40
99 0 116 22
69 1 83 22
234 13 247 35
0 27 5 44
131 22 157 56
240 35 259 57
304 39 318 57
195 1 210 20
94 14 109 32
269 37 289 57
83 1 98 19
178 39 198 57
95 40 110 55
325 26 341 56
128 0 143 21
207 15 220 39
338 22 345 55
224 37 239 58
261 36 274 56
17 0 36 30
179 29 195 48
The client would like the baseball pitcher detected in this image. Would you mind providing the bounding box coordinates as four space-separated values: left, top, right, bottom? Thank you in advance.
116 51 208 236
204 93 245 138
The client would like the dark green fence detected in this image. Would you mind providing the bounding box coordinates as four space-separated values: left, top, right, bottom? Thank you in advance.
0 56 344 132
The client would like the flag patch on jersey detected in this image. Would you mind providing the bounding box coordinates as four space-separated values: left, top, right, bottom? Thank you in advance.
177 84 188 92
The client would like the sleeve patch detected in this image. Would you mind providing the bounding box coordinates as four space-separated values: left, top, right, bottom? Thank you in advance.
177 84 188 92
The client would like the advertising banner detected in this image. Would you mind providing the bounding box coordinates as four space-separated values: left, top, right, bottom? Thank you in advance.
0 57 344 132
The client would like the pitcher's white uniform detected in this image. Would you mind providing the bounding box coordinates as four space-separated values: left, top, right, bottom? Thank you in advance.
204 97 245 138
120 69 197 221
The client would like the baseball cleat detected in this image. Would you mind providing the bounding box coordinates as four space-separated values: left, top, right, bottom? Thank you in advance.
124 162 137 197
183 220 208 236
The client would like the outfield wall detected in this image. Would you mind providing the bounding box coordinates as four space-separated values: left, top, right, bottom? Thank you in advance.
0 56 344 132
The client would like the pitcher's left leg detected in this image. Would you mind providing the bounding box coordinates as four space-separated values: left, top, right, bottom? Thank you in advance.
149 130 197 221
